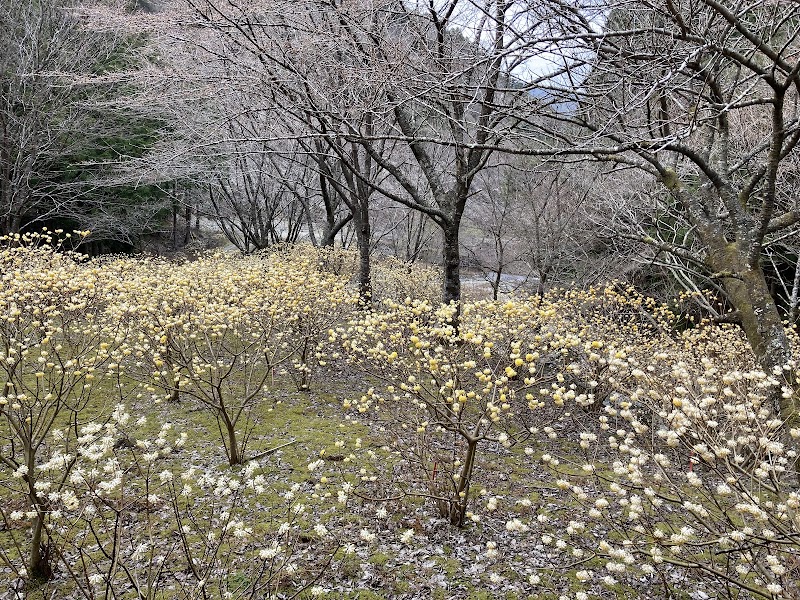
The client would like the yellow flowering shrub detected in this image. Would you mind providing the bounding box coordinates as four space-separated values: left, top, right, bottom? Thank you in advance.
271 244 442 305
324 284 799 596
333 297 564 526
101 252 358 464
2 237 799 598
0 232 133 580
2 403 339 597
522 288 799 599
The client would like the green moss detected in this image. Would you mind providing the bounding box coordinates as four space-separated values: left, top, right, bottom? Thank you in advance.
432 555 461 577
369 552 391 567
350 592 386 600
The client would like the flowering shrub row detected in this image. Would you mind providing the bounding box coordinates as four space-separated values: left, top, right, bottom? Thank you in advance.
2 234 799 598
330 286 800 598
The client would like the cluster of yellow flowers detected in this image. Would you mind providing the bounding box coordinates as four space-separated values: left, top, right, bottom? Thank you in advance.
0 237 357 590
330 283 799 597
2 236 799 598
280 244 443 305
8 402 337 597
524 305 800 598
101 250 358 464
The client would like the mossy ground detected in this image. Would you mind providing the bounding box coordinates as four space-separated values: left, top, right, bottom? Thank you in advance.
1 366 757 600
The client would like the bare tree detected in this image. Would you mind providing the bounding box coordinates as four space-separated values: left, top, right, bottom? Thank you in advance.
304 127 391 304
0 0 173 246
463 166 532 299
534 0 800 440
205 136 314 253
0 0 116 232
466 158 607 297
334 0 551 312
374 204 437 263
180 0 559 315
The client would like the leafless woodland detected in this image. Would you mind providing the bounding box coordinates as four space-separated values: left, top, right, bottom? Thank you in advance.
3 0 800 454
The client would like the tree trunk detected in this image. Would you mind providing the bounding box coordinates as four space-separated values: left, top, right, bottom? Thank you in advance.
536 266 551 297
492 268 502 301
184 202 192 246
354 209 371 307
320 214 353 248
26 444 51 581
442 225 461 309
449 439 477 527
320 230 335 248
171 202 178 250
29 511 51 581
710 242 800 464
226 420 240 466
351 199 372 308
219 411 241 466
320 170 336 247
302 200 318 247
